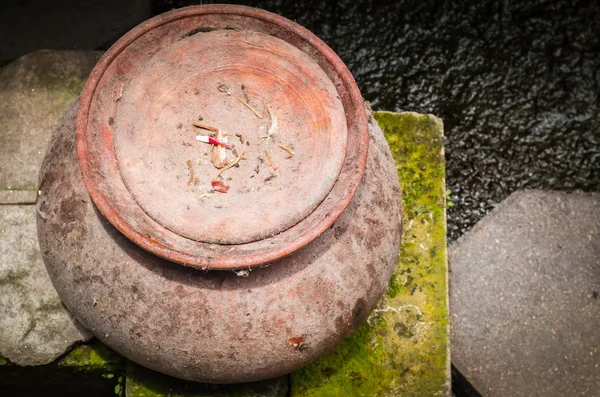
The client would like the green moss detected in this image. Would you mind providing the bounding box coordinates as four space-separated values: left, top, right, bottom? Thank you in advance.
59 340 124 372
0 355 8 366
387 274 402 298
290 111 450 397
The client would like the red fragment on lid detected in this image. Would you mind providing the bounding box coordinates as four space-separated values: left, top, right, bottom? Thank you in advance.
211 180 230 193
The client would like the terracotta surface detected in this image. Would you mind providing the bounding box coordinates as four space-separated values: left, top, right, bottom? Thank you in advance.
113 29 347 245
37 99 402 383
76 5 369 269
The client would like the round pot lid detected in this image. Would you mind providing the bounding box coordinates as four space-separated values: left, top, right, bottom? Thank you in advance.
76 5 368 269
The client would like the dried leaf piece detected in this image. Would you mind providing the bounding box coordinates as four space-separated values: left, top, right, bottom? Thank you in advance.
211 180 230 193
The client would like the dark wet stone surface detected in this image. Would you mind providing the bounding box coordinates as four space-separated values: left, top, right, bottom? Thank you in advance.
155 0 600 242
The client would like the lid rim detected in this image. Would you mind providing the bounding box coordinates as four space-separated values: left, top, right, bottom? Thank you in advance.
76 4 369 270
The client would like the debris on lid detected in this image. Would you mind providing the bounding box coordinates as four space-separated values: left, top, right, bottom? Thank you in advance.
278 141 294 157
215 152 246 179
196 135 234 149
185 97 283 194
211 129 229 169
211 180 230 193
186 159 195 185
259 106 277 144
217 83 231 95
265 149 277 170
236 96 263 119
241 84 250 101
192 122 219 133
235 133 245 144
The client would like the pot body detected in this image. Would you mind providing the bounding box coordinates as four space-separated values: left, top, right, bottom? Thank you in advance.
37 100 402 383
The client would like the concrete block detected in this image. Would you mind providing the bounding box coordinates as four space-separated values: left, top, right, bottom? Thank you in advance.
450 190 600 397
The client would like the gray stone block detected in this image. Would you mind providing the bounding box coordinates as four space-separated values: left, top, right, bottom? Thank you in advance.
450 190 600 397
0 50 102 191
0 190 37 204
0 205 91 365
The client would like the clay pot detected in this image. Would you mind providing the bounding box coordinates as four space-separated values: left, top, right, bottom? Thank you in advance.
36 5 402 383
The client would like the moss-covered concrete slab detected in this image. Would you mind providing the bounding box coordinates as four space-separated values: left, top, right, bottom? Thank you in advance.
290 111 450 397
0 50 102 191
0 205 91 365
126 362 289 397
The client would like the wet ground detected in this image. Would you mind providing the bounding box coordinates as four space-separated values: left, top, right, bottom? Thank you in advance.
156 0 600 242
